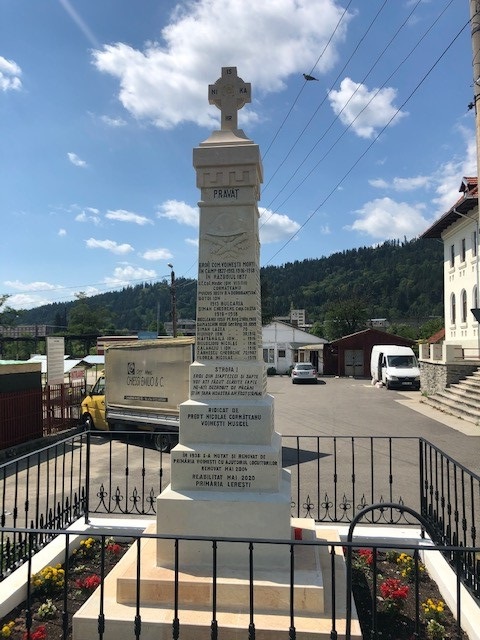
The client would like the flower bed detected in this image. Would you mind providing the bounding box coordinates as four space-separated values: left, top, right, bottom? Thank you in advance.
0 540 470 639
0 537 131 640
351 549 468 640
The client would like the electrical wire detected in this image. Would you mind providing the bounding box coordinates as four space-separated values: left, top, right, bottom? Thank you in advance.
261 0 354 161
261 0 457 225
263 16 471 266
262 0 390 193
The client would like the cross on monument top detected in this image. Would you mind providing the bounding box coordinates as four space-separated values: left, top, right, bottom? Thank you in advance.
208 67 251 132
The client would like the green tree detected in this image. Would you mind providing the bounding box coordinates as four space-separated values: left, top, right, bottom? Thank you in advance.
67 293 110 335
309 321 325 339
0 294 20 326
323 298 369 341
418 317 444 340
388 324 418 341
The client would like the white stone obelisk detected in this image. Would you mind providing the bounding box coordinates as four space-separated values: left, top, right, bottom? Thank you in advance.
156 67 291 571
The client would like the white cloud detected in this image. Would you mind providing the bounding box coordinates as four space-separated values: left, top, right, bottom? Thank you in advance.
58 228 67 236
141 248 173 261
369 178 389 189
74 286 101 298
75 207 101 224
185 238 199 247
85 238 133 254
328 77 407 138
0 56 22 91
100 115 127 127
347 197 432 239
7 294 54 310
370 131 476 222
369 175 429 192
67 152 87 167
4 280 61 292
106 209 153 225
91 0 351 129
158 200 198 227
430 132 477 214
104 265 157 287
259 208 301 243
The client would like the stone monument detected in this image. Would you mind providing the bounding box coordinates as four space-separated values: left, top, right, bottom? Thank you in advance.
74 67 359 640
156 66 292 570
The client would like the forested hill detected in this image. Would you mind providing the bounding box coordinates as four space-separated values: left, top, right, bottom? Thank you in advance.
261 238 443 322
18 238 443 332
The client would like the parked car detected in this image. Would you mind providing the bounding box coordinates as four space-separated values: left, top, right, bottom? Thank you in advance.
291 363 318 384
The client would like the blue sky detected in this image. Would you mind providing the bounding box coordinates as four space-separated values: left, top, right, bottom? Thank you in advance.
1 0 476 310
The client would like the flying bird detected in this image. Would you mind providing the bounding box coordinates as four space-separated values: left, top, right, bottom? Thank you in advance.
303 73 318 81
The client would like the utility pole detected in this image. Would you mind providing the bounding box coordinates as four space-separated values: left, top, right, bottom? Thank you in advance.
168 263 177 338
470 1 480 166
470 1 480 355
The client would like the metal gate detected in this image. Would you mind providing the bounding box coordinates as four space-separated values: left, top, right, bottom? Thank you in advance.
344 349 364 376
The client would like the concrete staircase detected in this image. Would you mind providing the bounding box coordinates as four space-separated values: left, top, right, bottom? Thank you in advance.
421 369 480 425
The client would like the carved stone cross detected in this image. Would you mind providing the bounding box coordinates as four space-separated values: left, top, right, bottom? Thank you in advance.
208 67 251 131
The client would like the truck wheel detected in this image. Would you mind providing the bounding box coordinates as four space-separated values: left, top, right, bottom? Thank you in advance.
153 433 171 453
82 414 95 430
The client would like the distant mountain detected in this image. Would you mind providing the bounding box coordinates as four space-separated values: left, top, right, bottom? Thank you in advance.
261 238 443 323
18 238 443 332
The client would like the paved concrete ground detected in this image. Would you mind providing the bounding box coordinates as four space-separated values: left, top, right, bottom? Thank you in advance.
268 375 480 475
1 375 478 532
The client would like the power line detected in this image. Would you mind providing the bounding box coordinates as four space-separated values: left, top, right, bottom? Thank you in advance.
264 15 470 266
261 0 355 161
262 0 389 194
261 0 457 226
261 0 428 217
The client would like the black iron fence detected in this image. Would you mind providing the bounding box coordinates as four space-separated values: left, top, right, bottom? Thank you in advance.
0 432 479 603
0 525 475 640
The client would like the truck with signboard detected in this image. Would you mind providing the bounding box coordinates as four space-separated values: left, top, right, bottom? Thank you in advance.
80 337 195 451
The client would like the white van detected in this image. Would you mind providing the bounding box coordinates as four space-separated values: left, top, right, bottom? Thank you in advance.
370 345 420 390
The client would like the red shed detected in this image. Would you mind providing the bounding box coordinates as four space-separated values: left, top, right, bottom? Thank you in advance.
323 328 416 378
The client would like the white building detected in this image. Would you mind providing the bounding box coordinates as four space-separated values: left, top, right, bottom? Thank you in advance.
420 176 480 392
262 320 326 374
422 177 479 352
273 309 310 330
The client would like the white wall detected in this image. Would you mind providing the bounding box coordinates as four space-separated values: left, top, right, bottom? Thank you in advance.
442 210 480 354
262 322 325 374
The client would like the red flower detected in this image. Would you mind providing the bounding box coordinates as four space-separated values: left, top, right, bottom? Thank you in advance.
106 543 121 555
358 548 373 565
75 574 101 591
380 577 409 601
23 625 47 640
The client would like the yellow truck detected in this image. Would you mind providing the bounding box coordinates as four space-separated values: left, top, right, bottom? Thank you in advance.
80 337 195 451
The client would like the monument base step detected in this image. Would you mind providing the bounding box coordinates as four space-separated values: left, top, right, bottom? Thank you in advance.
73 521 362 640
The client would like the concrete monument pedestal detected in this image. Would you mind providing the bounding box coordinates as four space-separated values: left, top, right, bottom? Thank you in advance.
73 67 360 640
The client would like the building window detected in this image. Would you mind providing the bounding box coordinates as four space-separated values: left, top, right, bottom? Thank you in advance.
474 285 478 309
461 238 466 263
461 289 467 323
473 230 478 258
450 244 455 267
278 349 286 358
263 348 274 364
451 293 456 325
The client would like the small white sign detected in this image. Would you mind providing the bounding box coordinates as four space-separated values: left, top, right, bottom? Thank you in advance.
47 337 65 385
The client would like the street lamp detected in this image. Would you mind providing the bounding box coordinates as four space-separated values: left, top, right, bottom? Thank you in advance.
168 263 177 338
